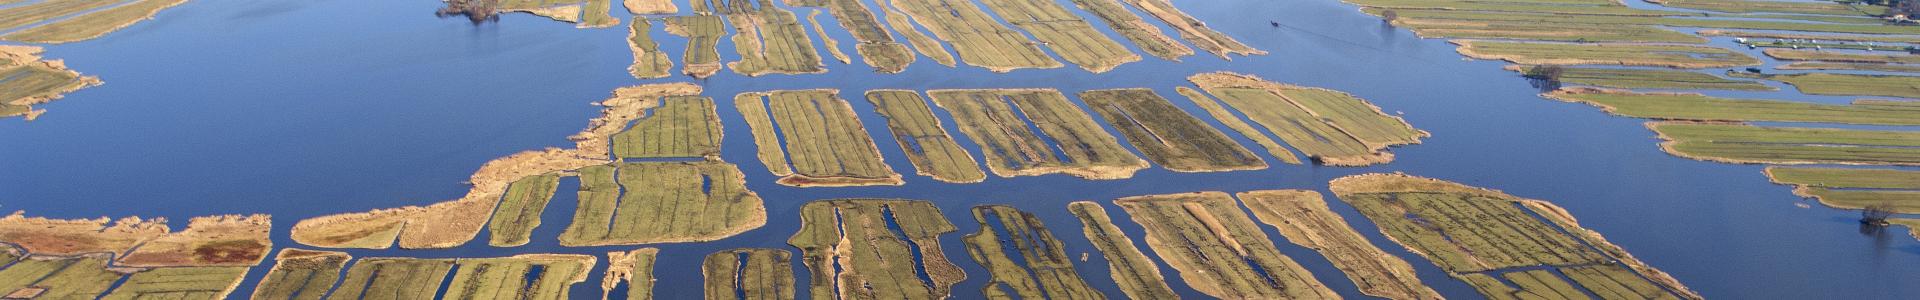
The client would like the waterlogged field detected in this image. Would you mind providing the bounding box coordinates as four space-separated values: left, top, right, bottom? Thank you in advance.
5 0 1920 298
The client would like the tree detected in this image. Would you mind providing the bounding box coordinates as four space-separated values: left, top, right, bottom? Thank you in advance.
437 0 501 25
1523 65 1565 81
1381 9 1398 22
1861 205 1894 226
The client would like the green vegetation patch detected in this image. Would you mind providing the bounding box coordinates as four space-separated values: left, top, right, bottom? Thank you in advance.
629 18 674 79
865 90 987 183
1779 62 1920 73
1376 8 1920 35
665 15 727 78
736 90 903 187
612 95 724 159
487 173 562 247
1764 49 1920 64
1767 167 1920 213
1175 87 1304 165
1698 30 1920 44
1516 66 1772 91
805 0 916 73
878 0 957 67
1351 0 1680 16
1454 40 1760 69
1390 19 1706 44
0 0 188 44
1736 72 1920 99
1113 192 1338 299
1066 0 1194 60
713 0 828 76
961 205 1103 299
1065 202 1177 300
0 0 128 33
1651 122 1920 166
1189 72 1427 166
1 46 102 120
1239 190 1441 300
888 0 1062 72
252 249 351 300
99 266 251 300
444 255 596 300
1115 0 1263 57
1651 0 1884 16
1545 88 1920 125
1330 173 1703 300
978 0 1140 72
928 88 1148 179
702 248 796 300
1082 88 1267 172
559 161 767 246
328 258 457 299
788 199 966 300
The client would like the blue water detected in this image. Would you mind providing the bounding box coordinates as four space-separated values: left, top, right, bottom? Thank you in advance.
1 0 1916 299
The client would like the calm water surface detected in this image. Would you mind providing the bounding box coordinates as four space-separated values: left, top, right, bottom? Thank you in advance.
0 0 1915 298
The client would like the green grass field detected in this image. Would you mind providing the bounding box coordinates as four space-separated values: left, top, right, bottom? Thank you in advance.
1082 88 1267 172
788 199 965 300
1240 190 1441 300
888 0 1061 72
1653 122 1920 165
628 18 673 79
1114 192 1338 299
611 95 724 159
865 90 988 183
1065 202 1178 300
1546 89 1920 125
487 173 561 247
665 15 726 78
1519 67 1772 91
559 161 766 246
735 90 901 186
977 0 1140 72
253 249 351 300
929 89 1147 179
1066 0 1194 60
1742 72 1920 99
961 205 1103 299
1455 40 1760 68
702 248 796 300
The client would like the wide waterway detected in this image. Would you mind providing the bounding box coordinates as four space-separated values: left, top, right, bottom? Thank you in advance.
0 0 1915 298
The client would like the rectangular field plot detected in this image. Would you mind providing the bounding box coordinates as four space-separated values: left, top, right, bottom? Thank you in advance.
977 0 1140 72
961 205 1102 299
706 0 828 76
1189 72 1426 166
737 89 903 186
1081 88 1266 172
886 0 1062 72
788 199 966 300
1240 190 1441 300
611 95 724 159
487 173 562 247
317 254 595 300
1066 0 1193 60
1330 173 1702 300
1650 122 1920 166
1546 88 1920 125
702 248 795 300
866 90 987 183
1512 66 1772 91
559 161 766 246
1113 192 1339 299
252 249 351 300
929 89 1147 179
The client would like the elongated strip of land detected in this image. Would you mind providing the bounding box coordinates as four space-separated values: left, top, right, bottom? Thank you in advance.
1650 121 1920 166
1332 173 1701 299
252 249 351 300
929 88 1148 179
1114 0 1264 57
0 213 272 299
705 0 828 76
1113 192 1338 299
788 199 966 300
487 173 562 247
886 0 1062 72
1766 167 1920 213
703 248 796 300
315 254 595 300
666 16 727 78
630 18 674 79
977 0 1141 72
493 0 621 28
1544 88 1920 126
1189 72 1427 166
1082 88 1267 172
1175 86 1305 165
603 248 660 300
560 161 767 246
961 205 1104 299
1 45 102 121
1066 0 1193 60
1239 190 1441 300
1507 65 1773 91
737 89 903 187
1065 202 1178 300
795 0 916 73
0 0 190 44
1731 72 1920 100
291 84 746 249
1454 40 1760 69
866 90 988 183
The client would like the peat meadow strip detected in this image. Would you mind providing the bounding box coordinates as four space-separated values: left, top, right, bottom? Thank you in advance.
629 18 675 79
1064 202 1178 300
1112 191 1340 299
865 90 989 183
602 248 661 300
961 205 1103 299
269 254 597 300
736 89 904 187
1767 167 1920 214
1187 72 1428 166
928 88 1148 180
1331 173 1701 300
1083 88 1268 172
787 199 967 300
1240 190 1442 300
702 248 797 300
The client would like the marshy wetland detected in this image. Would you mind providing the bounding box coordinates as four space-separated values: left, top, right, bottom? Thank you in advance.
4 0 1920 299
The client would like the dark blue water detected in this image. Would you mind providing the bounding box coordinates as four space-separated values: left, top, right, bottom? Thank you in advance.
0 0 1915 299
